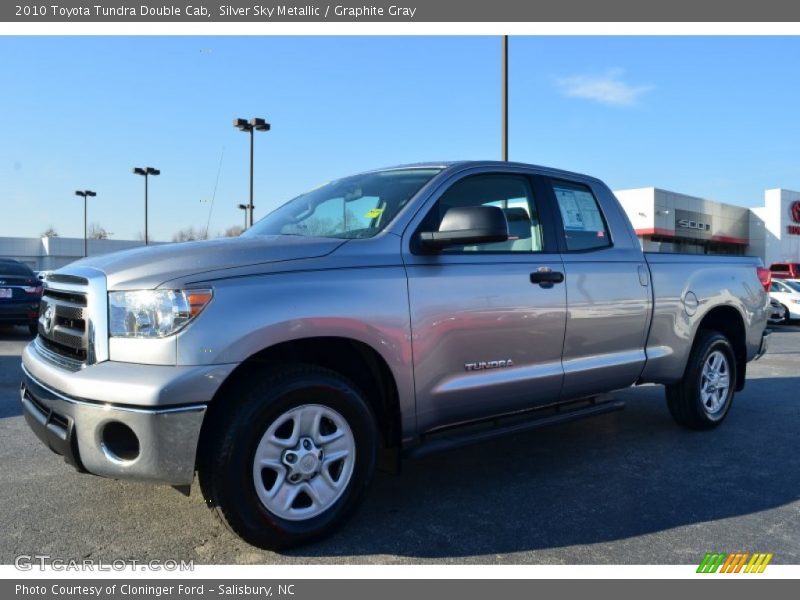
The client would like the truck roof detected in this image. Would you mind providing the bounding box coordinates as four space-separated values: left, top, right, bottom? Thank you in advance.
368 160 605 185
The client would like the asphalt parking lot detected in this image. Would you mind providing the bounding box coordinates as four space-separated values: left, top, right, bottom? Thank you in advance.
1 325 798 565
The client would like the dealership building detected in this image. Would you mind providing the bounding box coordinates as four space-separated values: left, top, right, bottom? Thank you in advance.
615 187 800 266
1 187 800 271
0 236 151 271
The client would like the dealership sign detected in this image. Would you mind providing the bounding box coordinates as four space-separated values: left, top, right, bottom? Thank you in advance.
788 201 800 236
675 209 712 239
677 218 711 231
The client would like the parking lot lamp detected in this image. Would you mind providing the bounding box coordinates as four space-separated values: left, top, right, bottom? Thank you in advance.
233 117 270 228
132 167 160 245
74 190 96 257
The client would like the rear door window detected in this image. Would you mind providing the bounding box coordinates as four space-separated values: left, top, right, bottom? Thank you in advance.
551 180 611 251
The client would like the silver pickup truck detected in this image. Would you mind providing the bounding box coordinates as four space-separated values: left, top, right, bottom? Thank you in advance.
20 161 769 549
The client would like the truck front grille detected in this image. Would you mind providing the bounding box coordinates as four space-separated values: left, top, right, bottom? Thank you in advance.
37 286 90 366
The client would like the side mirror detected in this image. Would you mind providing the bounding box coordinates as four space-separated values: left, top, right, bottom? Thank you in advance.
419 205 509 250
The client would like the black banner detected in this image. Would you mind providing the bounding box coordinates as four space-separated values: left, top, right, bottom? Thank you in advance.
4 579 798 600
4 0 800 22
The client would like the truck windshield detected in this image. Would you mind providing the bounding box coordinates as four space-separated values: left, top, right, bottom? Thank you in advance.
244 168 442 239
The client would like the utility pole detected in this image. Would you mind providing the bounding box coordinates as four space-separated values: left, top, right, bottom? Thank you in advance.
501 35 508 161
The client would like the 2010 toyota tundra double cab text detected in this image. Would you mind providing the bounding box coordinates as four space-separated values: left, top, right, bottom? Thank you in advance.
21 161 770 549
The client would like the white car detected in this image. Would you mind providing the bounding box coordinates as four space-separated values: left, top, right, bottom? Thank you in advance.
768 298 787 324
768 279 800 322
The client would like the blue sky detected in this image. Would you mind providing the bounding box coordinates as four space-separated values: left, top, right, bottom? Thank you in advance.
1 36 799 241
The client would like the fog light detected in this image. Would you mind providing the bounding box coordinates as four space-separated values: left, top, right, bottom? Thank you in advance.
100 422 140 462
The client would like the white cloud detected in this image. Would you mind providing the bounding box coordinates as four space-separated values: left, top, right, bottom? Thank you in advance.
556 69 653 107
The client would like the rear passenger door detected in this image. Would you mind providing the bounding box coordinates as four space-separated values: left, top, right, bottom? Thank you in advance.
545 177 652 400
403 171 567 433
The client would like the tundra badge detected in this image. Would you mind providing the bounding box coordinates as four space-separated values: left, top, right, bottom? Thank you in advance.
465 359 514 371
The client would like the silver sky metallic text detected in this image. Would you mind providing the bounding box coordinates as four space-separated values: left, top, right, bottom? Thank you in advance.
219 5 417 18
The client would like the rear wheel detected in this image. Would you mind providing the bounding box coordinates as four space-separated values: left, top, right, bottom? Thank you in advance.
666 330 736 430
198 365 377 550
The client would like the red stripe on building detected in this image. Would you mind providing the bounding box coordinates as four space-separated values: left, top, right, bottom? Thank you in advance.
635 228 749 246
711 235 749 245
635 228 675 237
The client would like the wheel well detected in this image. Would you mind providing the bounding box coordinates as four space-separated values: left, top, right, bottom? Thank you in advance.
202 337 402 451
695 306 747 391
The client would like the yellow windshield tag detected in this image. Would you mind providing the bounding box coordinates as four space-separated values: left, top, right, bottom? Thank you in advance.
365 208 384 219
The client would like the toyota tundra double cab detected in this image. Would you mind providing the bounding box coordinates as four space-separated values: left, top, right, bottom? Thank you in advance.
20 161 770 549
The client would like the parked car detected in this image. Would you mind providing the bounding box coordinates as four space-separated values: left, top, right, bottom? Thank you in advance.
769 262 800 279
0 258 43 335
20 161 770 549
768 279 800 322
768 298 787 324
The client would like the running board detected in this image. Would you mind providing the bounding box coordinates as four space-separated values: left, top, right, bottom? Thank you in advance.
405 397 625 460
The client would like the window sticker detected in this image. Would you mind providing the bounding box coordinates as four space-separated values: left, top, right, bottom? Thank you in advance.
555 188 604 231
364 207 384 219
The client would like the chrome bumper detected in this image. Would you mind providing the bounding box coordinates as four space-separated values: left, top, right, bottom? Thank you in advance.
20 364 207 485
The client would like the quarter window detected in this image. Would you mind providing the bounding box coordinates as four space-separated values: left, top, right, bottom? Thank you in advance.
552 180 611 251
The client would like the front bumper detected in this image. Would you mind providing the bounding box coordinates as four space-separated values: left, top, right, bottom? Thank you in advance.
20 365 206 485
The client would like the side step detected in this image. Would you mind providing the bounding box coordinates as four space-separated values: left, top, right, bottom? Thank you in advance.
404 396 625 460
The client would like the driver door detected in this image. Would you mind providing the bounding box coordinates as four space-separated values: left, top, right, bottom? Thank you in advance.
403 172 567 433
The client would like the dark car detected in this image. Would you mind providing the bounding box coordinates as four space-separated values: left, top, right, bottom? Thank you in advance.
0 258 43 335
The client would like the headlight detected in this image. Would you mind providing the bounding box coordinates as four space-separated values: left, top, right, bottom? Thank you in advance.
109 289 213 338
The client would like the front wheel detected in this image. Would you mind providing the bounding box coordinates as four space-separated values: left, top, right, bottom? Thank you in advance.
198 365 377 550
666 330 737 430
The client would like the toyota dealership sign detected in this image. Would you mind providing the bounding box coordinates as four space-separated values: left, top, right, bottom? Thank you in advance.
788 201 800 236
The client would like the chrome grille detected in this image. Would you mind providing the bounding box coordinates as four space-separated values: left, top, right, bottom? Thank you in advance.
38 285 89 364
31 267 108 370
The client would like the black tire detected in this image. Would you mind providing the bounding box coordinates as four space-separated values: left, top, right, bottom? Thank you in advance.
666 330 737 430
782 304 792 324
28 322 38 336
198 364 377 550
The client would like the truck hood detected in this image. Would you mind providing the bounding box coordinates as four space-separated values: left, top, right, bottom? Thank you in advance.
65 235 346 290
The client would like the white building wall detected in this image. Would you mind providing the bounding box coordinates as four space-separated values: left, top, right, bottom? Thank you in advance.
0 237 45 269
614 188 655 232
0 237 156 271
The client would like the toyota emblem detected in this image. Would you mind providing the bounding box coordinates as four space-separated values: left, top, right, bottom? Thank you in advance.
43 303 55 334
791 201 800 224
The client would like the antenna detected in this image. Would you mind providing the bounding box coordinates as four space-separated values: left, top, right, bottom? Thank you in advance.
205 147 225 238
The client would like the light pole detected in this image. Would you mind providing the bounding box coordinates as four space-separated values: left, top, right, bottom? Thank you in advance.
132 167 160 245
501 35 508 161
233 117 270 228
74 190 96 257
237 203 250 230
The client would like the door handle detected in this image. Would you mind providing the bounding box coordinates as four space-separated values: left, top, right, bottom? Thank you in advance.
530 269 564 286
